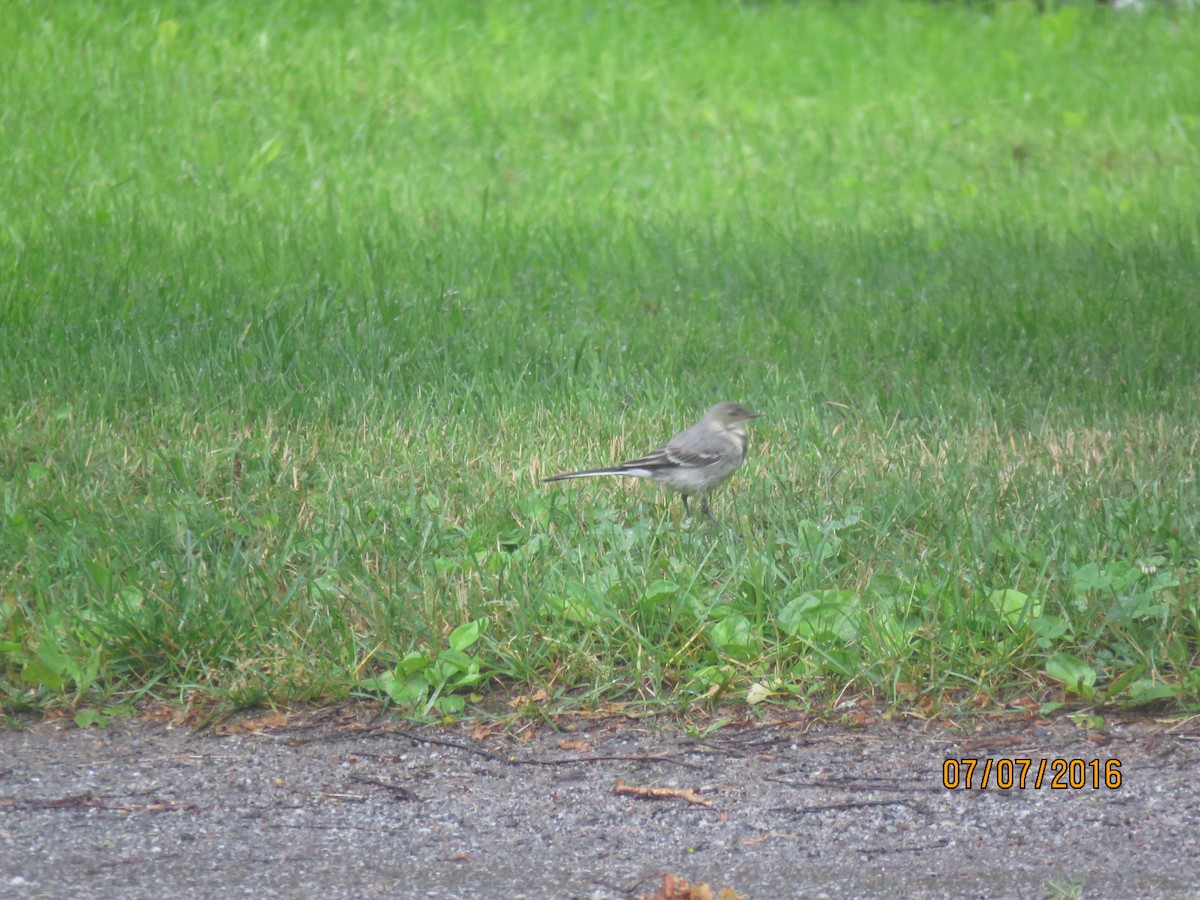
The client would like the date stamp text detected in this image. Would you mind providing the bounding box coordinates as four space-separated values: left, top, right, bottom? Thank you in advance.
943 757 1122 790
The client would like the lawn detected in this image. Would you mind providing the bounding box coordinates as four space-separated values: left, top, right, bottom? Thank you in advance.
2 0 1198 723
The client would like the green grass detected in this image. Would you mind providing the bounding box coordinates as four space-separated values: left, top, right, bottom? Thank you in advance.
2 0 1198 722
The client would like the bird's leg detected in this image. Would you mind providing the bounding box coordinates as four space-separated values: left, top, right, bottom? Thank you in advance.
682 495 691 517
700 496 716 523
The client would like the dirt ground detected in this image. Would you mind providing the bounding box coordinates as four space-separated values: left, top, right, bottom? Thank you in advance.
2 707 1199 899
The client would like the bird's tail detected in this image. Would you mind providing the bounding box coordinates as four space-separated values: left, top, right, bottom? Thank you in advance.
541 467 635 483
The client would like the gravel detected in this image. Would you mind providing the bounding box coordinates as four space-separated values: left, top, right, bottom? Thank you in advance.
2 710 1198 898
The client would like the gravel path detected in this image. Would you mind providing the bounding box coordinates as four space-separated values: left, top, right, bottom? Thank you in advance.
2 710 1198 898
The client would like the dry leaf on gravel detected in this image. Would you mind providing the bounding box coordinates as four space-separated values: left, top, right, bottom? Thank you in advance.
639 872 747 900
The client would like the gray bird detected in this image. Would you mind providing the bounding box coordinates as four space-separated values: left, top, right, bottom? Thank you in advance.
542 401 761 521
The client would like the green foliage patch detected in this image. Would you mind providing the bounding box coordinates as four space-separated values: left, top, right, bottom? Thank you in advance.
2 0 1198 720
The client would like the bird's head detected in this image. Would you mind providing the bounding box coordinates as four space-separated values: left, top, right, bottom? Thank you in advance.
706 401 761 428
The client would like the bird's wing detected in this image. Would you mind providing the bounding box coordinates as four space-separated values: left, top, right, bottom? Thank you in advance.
661 443 729 470
615 446 678 472
622 427 734 472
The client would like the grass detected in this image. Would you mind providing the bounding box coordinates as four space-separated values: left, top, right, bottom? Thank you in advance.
2 0 1198 722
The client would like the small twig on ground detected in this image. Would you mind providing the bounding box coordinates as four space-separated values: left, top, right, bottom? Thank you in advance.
614 777 713 807
348 775 419 801
395 730 703 769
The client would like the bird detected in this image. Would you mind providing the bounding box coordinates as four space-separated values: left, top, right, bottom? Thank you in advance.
542 401 761 521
